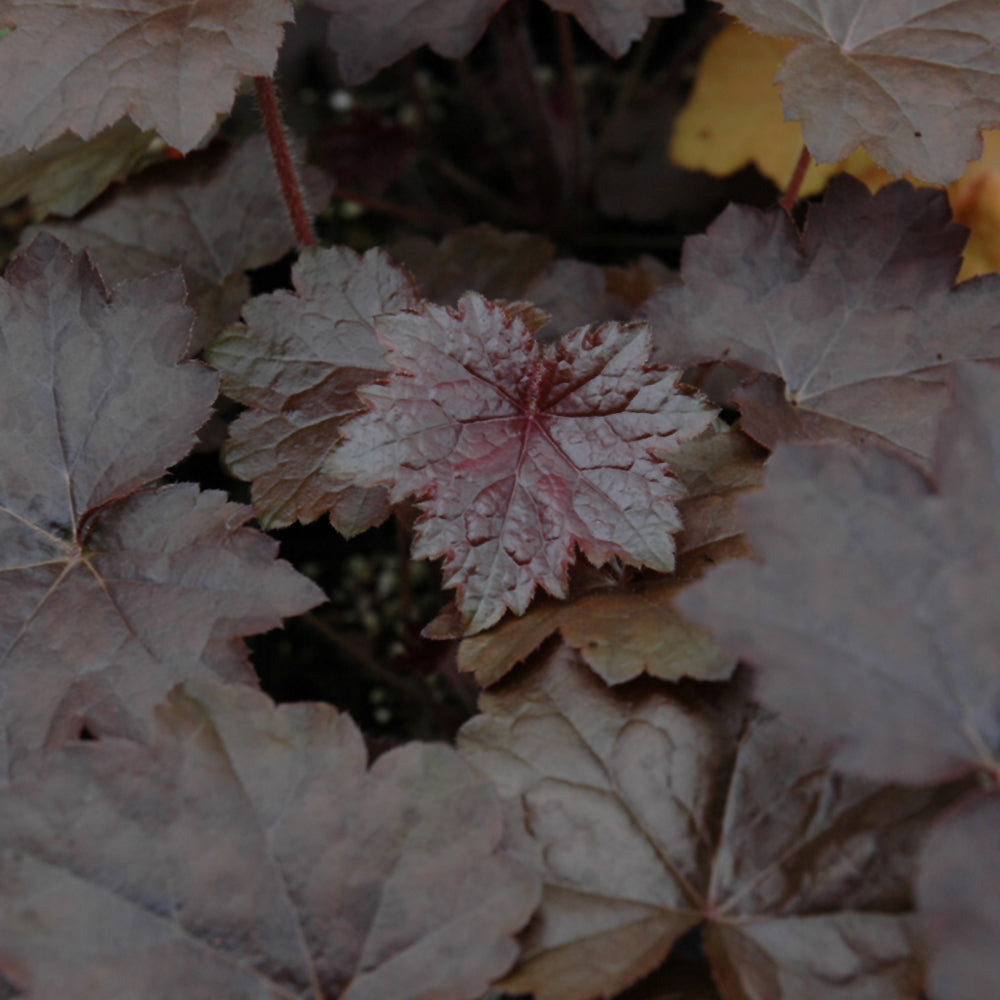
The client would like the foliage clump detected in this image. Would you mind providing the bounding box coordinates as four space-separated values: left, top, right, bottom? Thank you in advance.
0 2 998 998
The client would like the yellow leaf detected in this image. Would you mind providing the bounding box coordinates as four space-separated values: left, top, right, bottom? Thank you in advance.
950 132 1000 280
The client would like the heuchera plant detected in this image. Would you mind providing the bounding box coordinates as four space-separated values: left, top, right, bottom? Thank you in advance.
0 1 998 998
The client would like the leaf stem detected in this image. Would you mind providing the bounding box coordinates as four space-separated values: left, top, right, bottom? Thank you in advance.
780 144 812 216
254 75 316 248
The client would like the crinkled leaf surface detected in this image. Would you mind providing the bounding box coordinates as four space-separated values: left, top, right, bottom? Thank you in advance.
917 792 1000 1000
0 682 541 998
644 177 1000 465
0 119 164 218
26 135 333 352
207 245 421 531
312 0 505 84
0 236 322 778
328 294 719 633
679 362 1000 787
543 0 682 57
459 648 948 1000
0 0 292 154
457 429 765 685
719 0 1000 183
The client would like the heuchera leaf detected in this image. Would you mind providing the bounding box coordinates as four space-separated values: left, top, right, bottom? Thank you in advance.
678 362 1000 787
207 245 421 532
457 428 765 686
0 682 541 998
25 135 333 353
917 792 1000 1000
459 647 950 1000
0 0 292 155
328 294 719 634
0 235 323 778
644 177 1000 465
718 0 1000 183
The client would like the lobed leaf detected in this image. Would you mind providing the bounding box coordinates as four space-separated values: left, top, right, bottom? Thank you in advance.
679 362 1000 786
644 176 1000 465
459 647 950 1000
0 236 322 778
207 245 421 532
719 0 1000 183
0 0 292 154
328 294 719 633
457 428 765 685
0 682 541 998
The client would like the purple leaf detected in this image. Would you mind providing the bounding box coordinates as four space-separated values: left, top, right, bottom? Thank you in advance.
0 682 541 997
719 0 1000 182
0 236 322 777
328 293 718 633
644 177 1000 465
678 362 1000 787
0 0 292 154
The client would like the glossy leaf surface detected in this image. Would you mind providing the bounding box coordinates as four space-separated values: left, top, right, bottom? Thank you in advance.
329 294 718 633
